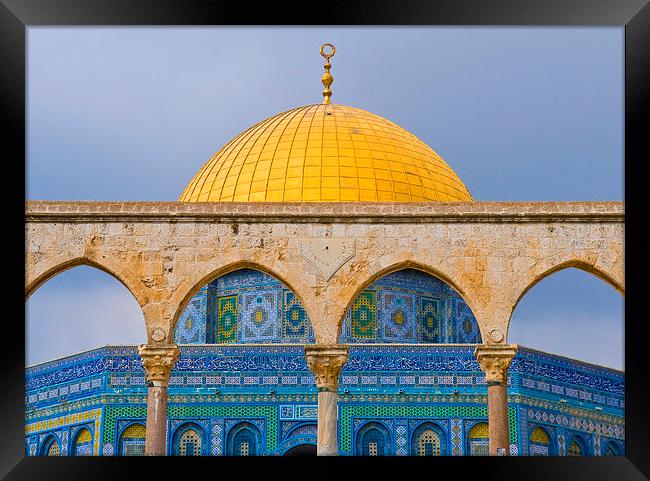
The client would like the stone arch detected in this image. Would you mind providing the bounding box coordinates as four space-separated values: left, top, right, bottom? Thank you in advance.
169 255 317 343
25 258 147 362
506 258 625 341
333 258 482 343
26 255 144 307
515 259 624 306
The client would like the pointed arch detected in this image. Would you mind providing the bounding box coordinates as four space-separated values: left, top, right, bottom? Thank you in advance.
466 421 489 456
26 262 147 364
226 421 262 456
513 259 624 311
118 422 146 456
71 427 93 456
170 258 316 344
355 421 391 456
528 425 554 456
567 433 590 456
506 259 624 341
285 422 317 439
278 422 317 455
335 260 482 343
282 444 317 455
26 255 144 307
39 434 61 456
604 440 623 456
411 421 446 456
171 422 207 456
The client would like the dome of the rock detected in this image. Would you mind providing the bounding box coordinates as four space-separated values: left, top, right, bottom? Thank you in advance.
179 103 473 202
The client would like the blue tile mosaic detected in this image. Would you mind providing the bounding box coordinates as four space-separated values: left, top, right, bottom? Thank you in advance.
340 269 482 344
174 269 314 344
25 343 623 456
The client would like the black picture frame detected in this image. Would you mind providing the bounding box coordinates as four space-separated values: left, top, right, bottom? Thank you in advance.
2 0 648 479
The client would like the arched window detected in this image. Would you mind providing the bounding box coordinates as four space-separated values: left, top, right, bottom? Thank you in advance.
234 429 253 456
417 429 441 456
411 422 444 456
119 423 146 456
179 430 201 456
467 422 489 456
173 423 205 456
340 269 481 344
226 422 261 456
568 435 587 456
363 428 383 456
604 441 622 456
528 426 551 456
356 422 390 456
41 436 60 456
71 428 93 456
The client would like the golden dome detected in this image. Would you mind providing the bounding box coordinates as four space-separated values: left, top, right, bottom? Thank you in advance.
179 103 473 202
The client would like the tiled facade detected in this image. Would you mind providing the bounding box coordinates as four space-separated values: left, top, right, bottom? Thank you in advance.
174 269 314 344
340 269 481 344
24 344 624 456
25 269 624 456
174 268 478 346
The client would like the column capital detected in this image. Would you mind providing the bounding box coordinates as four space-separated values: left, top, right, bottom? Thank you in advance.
138 344 180 385
474 344 517 386
305 345 349 392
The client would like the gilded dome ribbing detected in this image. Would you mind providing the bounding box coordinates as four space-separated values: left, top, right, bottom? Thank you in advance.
179 103 473 202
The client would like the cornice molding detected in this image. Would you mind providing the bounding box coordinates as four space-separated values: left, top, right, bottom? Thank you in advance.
25 201 624 224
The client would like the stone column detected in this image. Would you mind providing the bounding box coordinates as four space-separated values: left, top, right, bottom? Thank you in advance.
474 344 517 456
305 345 349 456
138 344 180 456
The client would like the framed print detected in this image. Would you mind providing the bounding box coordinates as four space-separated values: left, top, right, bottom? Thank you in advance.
2 0 649 479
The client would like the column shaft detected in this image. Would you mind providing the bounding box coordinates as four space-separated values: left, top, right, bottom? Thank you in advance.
475 344 517 456
144 381 169 455
138 344 180 456
305 345 349 456
317 390 339 455
487 382 509 455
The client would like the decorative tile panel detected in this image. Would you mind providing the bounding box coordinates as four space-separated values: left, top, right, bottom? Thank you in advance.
25 339 623 457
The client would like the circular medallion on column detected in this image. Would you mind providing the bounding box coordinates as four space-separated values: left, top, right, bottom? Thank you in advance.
151 328 166 342
488 327 504 344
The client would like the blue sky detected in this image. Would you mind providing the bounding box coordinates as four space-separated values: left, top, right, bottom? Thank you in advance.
25 27 624 368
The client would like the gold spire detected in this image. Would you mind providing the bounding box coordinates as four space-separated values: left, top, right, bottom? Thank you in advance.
320 43 335 104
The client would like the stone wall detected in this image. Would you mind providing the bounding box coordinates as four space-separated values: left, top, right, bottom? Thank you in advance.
25 201 624 345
